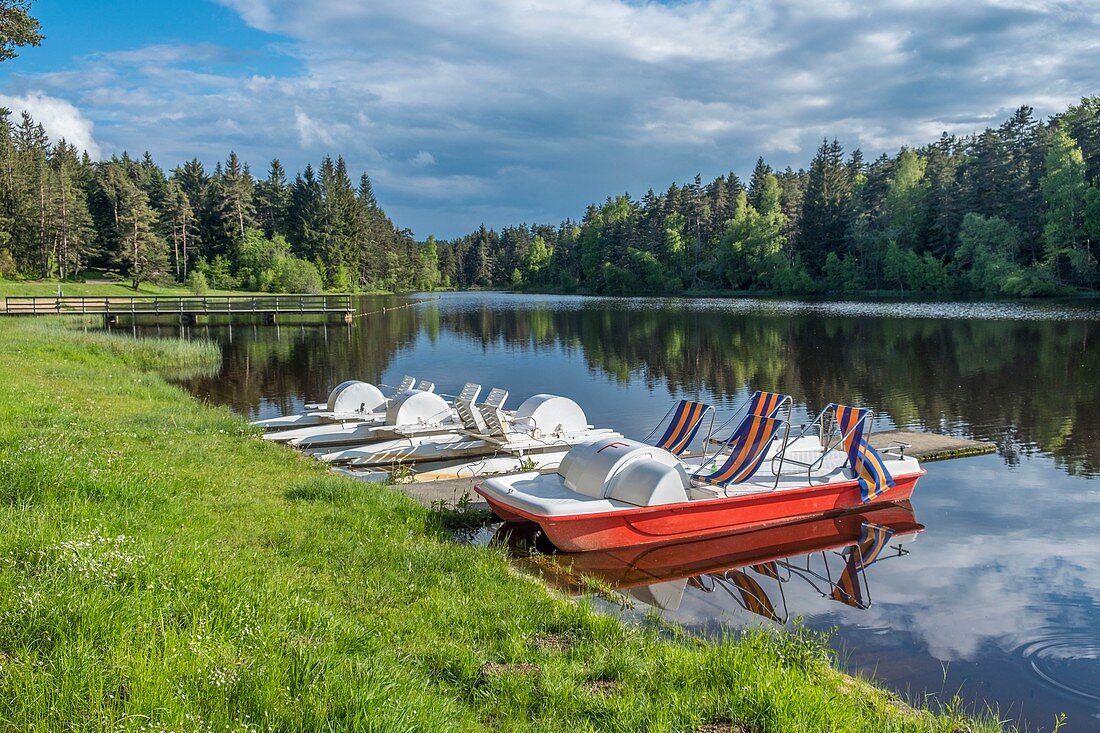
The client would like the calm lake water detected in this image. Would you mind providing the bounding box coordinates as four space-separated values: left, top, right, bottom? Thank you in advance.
159 292 1100 732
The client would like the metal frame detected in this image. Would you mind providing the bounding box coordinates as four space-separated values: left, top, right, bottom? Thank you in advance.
776 403 875 485
694 414 792 494
707 392 794 448
692 569 790 624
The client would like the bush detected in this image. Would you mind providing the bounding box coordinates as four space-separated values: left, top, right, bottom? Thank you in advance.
760 253 817 294
234 229 323 293
822 252 862 293
273 257 323 293
953 214 1024 296
193 255 238 290
186 270 209 296
0 248 17 279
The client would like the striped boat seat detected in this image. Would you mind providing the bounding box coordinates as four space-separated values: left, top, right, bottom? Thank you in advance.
694 414 784 488
835 404 895 503
655 400 711 456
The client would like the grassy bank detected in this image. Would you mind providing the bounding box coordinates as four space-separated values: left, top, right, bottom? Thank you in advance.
0 279 255 298
0 279 393 300
0 319 1009 732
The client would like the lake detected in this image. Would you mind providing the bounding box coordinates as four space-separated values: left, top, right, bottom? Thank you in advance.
160 291 1100 731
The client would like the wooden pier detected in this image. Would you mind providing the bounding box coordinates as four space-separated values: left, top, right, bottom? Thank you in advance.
867 429 996 461
2 294 354 323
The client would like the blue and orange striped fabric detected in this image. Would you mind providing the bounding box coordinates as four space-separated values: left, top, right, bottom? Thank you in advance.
656 400 710 455
834 404 895 503
830 521 896 608
727 570 779 622
695 414 783 487
744 390 788 421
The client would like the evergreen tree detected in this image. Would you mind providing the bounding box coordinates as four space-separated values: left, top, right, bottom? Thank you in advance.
254 159 289 239
212 151 255 247
165 181 196 279
747 157 772 212
100 164 168 288
48 140 93 279
798 139 852 274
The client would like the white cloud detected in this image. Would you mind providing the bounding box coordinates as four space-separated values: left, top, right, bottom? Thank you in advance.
293 106 335 147
0 92 103 159
6 0 1100 236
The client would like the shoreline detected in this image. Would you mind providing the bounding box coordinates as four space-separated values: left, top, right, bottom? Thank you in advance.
0 317 1010 731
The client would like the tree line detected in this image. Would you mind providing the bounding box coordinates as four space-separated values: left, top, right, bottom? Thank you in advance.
4 98 1100 297
0 108 435 292
437 100 1100 297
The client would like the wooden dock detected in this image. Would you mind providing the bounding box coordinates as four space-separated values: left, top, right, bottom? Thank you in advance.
867 429 996 461
2 294 354 323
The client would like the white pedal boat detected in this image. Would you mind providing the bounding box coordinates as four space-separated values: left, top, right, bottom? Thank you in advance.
262 381 481 446
314 392 621 470
254 375 428 431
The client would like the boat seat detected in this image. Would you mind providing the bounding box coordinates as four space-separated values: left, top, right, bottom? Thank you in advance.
484 387 508 409
478 402 509 438
416 380 435 392
396 375 416 392
472 388 510 437
455 383 488 433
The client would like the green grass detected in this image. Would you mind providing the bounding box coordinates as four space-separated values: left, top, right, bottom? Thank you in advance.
0 318 1013 732
0 278 257 298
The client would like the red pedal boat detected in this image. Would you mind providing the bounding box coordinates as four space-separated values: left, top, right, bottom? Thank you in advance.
476 398 925 552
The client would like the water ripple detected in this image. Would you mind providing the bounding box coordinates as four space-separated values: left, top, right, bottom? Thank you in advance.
1017 633 1100 703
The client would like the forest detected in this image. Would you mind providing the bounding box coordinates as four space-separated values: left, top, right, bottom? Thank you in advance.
439 100 1100 297
0 109 433 293
3 99 1100 297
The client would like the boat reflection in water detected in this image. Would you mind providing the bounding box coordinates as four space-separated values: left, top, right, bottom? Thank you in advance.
491 502 922 619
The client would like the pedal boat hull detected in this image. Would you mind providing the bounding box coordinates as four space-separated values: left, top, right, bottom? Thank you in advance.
476 469 924 552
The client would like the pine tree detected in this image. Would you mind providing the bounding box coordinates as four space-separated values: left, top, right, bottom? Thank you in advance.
171 159 210 261
747 157 772 212
48 141 93 279
254 159 289 238
165 181 196 279
797 139 852 274
100 163 168 288
289 165 323 261
0 0 43 62
212 152 255 247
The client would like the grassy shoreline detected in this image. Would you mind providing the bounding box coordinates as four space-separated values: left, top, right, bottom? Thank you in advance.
0 318 1009 732
0 279 392 300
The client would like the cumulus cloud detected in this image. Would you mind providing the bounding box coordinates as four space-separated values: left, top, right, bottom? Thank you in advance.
293 107 335 147
7 0 1100 236
0 92 103 159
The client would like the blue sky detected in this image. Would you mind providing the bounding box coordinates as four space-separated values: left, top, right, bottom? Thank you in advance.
1 0 1099 239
